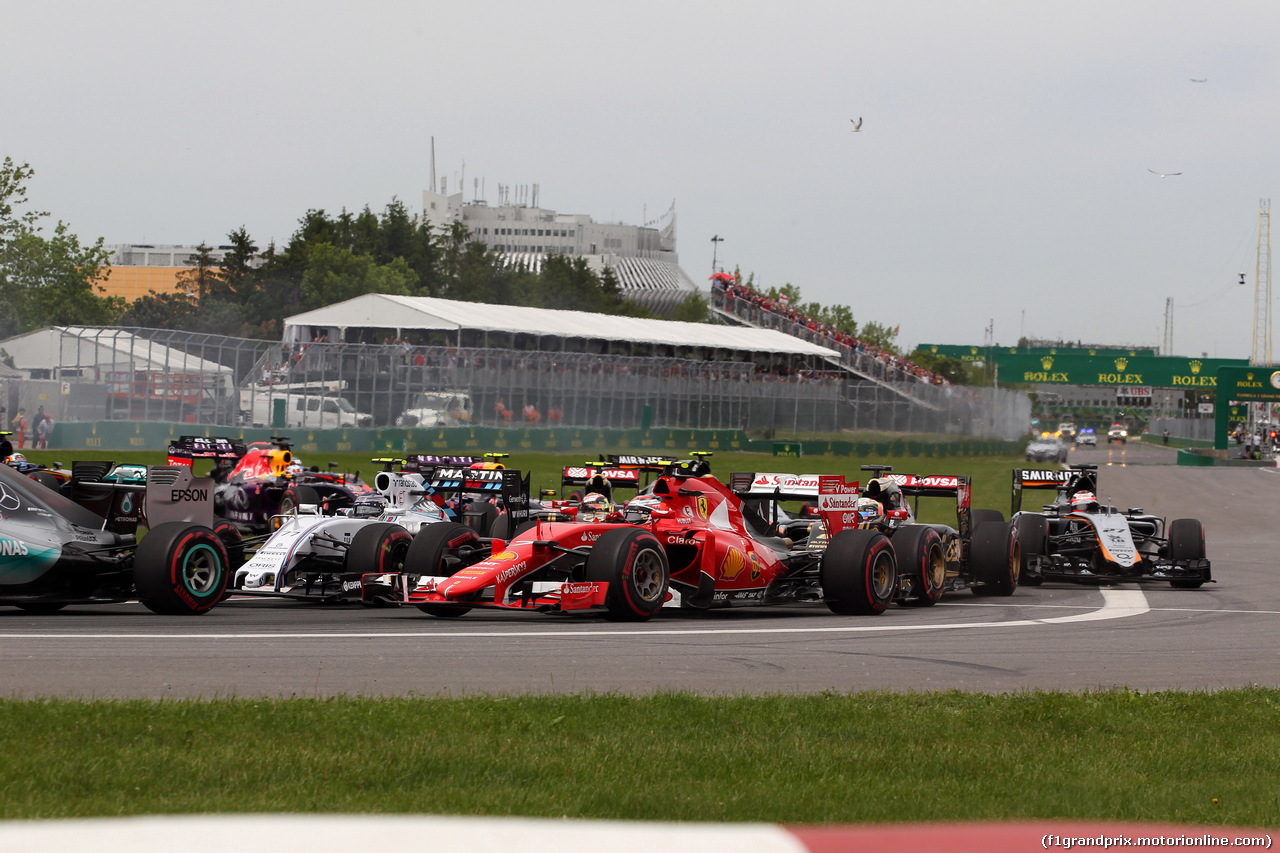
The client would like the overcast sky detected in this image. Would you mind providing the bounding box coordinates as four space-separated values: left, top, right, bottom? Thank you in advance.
4 1 1278 359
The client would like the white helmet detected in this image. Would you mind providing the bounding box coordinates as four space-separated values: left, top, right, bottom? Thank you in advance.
1070 490 1099 512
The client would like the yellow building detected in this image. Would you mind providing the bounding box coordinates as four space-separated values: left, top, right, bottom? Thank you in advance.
98 244 236 302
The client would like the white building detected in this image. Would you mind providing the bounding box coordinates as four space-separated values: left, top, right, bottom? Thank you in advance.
422 186 697 315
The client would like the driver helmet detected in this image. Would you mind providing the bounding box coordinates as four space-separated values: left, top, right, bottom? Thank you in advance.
285 459 305 478
1070 490 1099 512
854 496 885 526
875 479 903 510
578 492 615 522
622 494 662 524
8 453 24 465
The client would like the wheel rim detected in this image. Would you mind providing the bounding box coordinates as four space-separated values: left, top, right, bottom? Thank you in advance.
181 543 222 596
630 547 666 603
1010 539 1022 583
925 543 946 593
871 550 894 599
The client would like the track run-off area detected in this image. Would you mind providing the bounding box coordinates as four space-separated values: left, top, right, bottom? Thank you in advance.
2 440 1278 699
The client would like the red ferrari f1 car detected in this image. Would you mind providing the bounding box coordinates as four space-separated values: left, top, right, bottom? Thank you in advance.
361 458 1020 620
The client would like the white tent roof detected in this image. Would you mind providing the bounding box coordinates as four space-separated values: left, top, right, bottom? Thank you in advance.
284 294 839 358
0 327 232 375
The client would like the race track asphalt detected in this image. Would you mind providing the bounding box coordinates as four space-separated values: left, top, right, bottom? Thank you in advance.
1 440 1276 699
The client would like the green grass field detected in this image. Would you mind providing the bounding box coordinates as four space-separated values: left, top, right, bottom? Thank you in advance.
1 690 1276 825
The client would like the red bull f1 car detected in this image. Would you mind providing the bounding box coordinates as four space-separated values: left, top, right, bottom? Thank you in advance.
1010 464 1212 588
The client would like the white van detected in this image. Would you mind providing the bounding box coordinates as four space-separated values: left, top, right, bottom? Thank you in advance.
395 391 473 428
241 389 374 429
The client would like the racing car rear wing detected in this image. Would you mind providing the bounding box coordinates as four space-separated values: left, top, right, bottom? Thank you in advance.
400 455 480 473
560 465 642 494
166 435 247 467
864 467 974 539
728 472 822 503
1011 465 1096 515
424 466 531 528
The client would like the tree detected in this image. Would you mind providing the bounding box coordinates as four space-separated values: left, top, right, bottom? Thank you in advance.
0 158 123 337
299 243 415 310
176 242 222 302
672 290 710 323
219 226 258 305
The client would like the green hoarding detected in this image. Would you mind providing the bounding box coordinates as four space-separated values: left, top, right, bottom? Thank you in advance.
917 344 1157 363
998 353 1245 388
1214 366 1280 449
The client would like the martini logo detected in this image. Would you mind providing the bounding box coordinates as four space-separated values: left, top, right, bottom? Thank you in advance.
1114 357 1128 371
1040 356 1054 370
1190 360 1202 375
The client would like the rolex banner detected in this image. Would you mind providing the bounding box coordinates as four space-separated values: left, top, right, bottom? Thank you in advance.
997 354 1246 388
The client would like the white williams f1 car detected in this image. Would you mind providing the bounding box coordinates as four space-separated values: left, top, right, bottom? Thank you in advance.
1010 465 1212 588
232 463 530 601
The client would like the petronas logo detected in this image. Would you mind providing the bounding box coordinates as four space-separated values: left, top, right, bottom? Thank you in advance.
1115 357 1128 370
1041 356 1054 370
1190 360 1202 375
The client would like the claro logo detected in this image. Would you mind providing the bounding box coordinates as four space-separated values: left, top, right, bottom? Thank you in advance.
170 488 209 502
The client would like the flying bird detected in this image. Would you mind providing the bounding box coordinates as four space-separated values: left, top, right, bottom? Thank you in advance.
1190 78 1207 83
850 117 863 132
1148 169 1182 178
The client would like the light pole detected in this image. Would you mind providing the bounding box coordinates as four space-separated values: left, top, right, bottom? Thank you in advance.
710 234 724 273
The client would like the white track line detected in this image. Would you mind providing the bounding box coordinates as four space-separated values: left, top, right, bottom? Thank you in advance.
0 589 1149 640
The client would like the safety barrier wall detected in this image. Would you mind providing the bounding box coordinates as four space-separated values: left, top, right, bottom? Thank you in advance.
47 421 1025 459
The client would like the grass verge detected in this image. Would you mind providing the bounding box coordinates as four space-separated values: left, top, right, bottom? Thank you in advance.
1 689 1277 825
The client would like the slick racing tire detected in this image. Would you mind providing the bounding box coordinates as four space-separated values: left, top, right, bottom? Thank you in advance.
29 471 62 492
583 527 669 622
407 522 485 617
894 524 945 607
213 520 246 572
463 502 499 537
969 521 1020 597
345 522 413 577
970 509 1005 527
279 484 321 516
134 522 230 615
821 529 896 615
1167 518 1207 589
1014 514 1048 587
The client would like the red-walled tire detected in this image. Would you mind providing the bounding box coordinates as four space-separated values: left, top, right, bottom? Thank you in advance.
821 529 896 615
134 522 229 615
894 524 945 607
584 527 669 621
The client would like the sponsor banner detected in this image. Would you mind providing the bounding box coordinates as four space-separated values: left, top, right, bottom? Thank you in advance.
1116 386 1152 398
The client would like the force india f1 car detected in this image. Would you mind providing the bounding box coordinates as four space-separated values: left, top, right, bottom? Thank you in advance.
1010 464 1212 588
360 459 1021 621
0 462 231 614
232 463 530 602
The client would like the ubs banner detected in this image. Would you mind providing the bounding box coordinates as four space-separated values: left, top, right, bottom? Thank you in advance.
996 354 1245 388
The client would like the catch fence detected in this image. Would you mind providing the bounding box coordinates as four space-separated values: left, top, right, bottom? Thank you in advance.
15 327 1029 440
